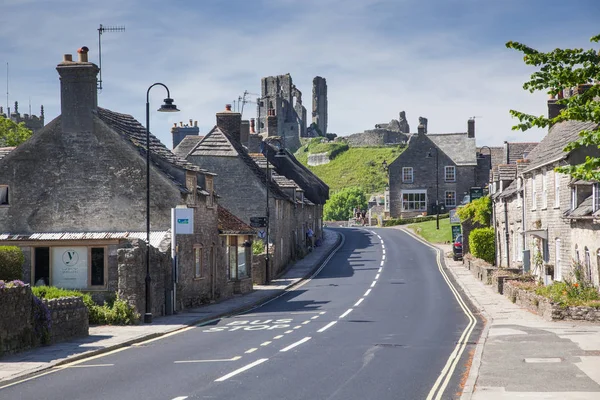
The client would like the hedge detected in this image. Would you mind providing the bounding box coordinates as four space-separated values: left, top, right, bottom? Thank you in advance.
383 213 449 227
0 246 24 281
469 227 495 264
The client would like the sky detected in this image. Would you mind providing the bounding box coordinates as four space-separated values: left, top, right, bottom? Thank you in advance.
1 0 599 149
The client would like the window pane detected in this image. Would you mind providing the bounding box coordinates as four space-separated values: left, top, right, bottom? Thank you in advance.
238 247 247 278
229 245 237 279
91 248 105 286
0 186 8 205
195 248 202 277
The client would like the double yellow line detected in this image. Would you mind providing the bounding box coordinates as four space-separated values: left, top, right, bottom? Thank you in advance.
401 229 477 400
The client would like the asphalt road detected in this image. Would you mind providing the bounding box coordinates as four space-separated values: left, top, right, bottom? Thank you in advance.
2 227 480 400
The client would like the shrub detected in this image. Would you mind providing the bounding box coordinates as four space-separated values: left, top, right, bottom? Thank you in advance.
0 279 26 289
0 246 25 281
252 240 264 255
456 196 492 226
383 213 449 227
535 281 600 307
32 286 139 325
469 227 495 264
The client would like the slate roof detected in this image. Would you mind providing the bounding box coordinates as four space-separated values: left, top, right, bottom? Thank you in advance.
497 179 519 199
0 147 15 160
498 164 517 181
189 127 289 200
172 135 204 158
479 146 504 169
428 133 477 166
524 120 599 172
564 195 594 219
506 142 538 164
218 206 255 235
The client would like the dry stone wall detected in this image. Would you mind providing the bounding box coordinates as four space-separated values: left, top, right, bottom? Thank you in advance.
44 297 88 344
0 286 35 356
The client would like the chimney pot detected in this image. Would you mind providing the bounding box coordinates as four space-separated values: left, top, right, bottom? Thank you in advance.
194 120 198 127
250 118 256 133
467 118 475 138
77 46 89 62
225 104 232 111
63 54 73 62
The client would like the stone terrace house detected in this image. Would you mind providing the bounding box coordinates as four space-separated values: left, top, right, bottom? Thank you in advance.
520 115 600 285
388 118 489 218
180 106 328 279
0 49 251 316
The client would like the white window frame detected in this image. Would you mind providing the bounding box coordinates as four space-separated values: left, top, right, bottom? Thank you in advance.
531 174 537 210
554 172 561 208
571 187 577 210
517 230 523 262
206 177 214 208
402 167 414 183
555 238 562 281
517 178 522 208
593 183 600 212
401 189 427 212
0 185 8 206
542 169 548 209
444 166 456 182
445 191 456 207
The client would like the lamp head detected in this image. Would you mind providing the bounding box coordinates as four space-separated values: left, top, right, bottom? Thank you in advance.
158 98 180 112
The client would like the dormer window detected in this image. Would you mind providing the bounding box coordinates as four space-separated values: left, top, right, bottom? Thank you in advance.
444 166 456 182
0 185 8 206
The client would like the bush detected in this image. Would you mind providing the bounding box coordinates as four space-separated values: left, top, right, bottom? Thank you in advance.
252 240 264 255
383 213 449 227
0 246 25 281
535 281 600 307
32 286 139 325
469 227 495 264
456 196 492 226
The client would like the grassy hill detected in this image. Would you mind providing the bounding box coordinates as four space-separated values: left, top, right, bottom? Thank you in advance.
294 138 404 194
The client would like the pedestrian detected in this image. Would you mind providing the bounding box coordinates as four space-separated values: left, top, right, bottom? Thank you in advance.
361 210 366 226
307 227 314 248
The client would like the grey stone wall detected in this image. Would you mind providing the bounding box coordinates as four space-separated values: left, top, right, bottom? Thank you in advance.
0 285 35 356
312 77 328 135
307 152 330 166
345 130 408 147
389 133 475 218
45 296 88 344
252 254 266 285
493 189 524 268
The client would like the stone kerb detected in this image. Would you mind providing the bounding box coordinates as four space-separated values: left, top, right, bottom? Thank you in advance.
503 280 600 322
43 297 88 344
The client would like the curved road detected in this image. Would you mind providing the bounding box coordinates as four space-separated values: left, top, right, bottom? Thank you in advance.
2 227 481 400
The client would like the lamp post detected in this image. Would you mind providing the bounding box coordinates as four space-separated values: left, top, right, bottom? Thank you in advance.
145 83 179 324
426 148 440 230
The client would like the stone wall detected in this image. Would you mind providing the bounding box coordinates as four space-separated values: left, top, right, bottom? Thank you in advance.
252 254 266 285
345 130 408 147
503 281 600 322
307 152 330 166
0 286 35 356
45 297 88 344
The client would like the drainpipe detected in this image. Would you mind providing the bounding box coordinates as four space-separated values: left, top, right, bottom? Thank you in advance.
504 199 510 267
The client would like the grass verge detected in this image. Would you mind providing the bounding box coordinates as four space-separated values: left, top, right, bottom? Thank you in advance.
407 217 452 244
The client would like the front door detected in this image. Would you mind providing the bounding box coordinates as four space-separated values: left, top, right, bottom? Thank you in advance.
34 247 50 286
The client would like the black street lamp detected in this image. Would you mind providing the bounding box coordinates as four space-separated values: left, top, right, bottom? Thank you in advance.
145 83 179 324
426 148 440 230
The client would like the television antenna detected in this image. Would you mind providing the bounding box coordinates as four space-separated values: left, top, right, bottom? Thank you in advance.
97 24 125 91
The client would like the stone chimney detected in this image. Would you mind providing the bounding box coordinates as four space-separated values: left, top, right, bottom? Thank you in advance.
216 104 241 142
250 118 256 133
56 46 99 133
240 120 250 147
467 118 475 138
171 118 200 149
266 108 278 137
547 98 565 120
503 141 510 164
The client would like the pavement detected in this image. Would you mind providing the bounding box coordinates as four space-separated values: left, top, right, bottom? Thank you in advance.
0 228 343 386
435 241 600 400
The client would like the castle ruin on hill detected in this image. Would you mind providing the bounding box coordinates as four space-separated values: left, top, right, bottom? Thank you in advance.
0 101 45 133
343 111 412 147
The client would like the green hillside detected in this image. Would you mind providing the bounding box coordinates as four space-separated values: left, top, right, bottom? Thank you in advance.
294 139 404 194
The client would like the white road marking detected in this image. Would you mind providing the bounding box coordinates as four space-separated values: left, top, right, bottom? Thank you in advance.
68 364 114 368
317 321 337 333
382 244 385 249
280 337 312 352
260 341 271 346
370 281 376 288
320 311 326 315
285 330 293 334
245 348 258 354
293 325 302 329
215 358 269 382
382 254 386 260
354 298 364 307
382 250 386 255
339 309 353 318
175 356 241 364
171 397 188 400
311 316 319 320
273 335 284 339
525 358 562 363
380 261 384 266
302 321 311 325
364 289 372 296
378 267 382 273
375 274 380 280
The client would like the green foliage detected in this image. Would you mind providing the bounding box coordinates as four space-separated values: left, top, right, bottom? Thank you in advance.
535 281 600 307
456 196 492 226
383 213 449 227
0 246 25 281
294 144 403 193
506 34 600 181
252 240 264 255
407 217 452 244
469 227 495 264
324 187 368 221
0 116 33 146
32 286 139 325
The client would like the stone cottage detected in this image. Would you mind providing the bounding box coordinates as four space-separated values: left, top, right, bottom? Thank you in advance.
0 48 252 317
388 118 489 218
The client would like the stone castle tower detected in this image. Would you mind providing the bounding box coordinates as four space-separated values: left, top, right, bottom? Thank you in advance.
312 76 327 136
0 101 45 133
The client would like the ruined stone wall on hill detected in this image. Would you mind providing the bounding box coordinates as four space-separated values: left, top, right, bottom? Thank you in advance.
344 130 408 147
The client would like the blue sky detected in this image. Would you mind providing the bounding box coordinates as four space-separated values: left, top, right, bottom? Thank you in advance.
1 0 599 148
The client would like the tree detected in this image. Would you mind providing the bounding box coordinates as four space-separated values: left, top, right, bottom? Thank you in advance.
323 187 368 221
456 196 492 227
0 116 33 146
506 34 600 181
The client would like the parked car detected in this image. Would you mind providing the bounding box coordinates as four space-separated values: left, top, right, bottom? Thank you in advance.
453 234 463 261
